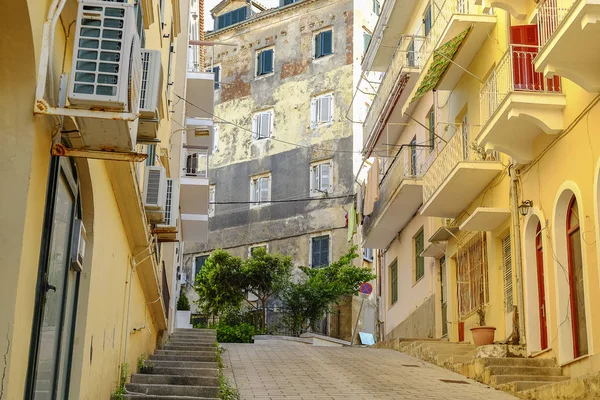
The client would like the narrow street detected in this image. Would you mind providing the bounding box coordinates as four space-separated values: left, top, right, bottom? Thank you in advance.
222 340 518 400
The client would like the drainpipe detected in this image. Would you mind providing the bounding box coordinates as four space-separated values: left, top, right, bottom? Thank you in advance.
509 164 526 344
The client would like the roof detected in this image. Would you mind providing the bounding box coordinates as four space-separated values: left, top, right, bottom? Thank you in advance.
210 0 267 16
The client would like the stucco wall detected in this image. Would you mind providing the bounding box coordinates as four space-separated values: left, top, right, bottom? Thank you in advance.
385 295 436 340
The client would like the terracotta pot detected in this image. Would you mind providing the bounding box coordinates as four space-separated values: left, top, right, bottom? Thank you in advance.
470 326 496 346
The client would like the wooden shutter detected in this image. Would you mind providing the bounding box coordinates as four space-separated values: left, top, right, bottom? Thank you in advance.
252 114 259 139
502 234 513 312
259 112 271 138
320 163 331 191
415 230 425 281
321 236 329 266
322 30 333 55
263 50 273 74
259 177 270 202
257 51 263 76
312 237 321 267
319 95 331 123
315 32 322 58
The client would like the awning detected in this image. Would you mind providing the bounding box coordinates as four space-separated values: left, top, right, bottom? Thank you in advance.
428 226 459 243
460 207 511 232
411 27 471 103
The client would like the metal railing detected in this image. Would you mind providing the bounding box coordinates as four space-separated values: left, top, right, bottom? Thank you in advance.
537 0 578 46
363 35 425 142
363 146 427 236
480 44 562 126
423 124 499 202
183 148 209 178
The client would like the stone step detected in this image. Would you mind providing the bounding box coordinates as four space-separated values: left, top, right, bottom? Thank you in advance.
164 344 216 351
434 354 474 366
484 366 563 380
155 350 217 358
123 394 217 400
147 360 218 369
490 374 569 386
168 339 217 345
131 374 219 387
147 367 219 377
172 330 217 336
478 357 557 368
149 354 216 363
126 383 218 398
496 380 558 393
175 328 216 334
169 336 217 343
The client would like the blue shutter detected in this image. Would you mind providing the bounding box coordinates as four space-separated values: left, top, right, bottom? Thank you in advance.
213 66 220 89
322 30 333 56
257 52 263 75
239 7 247 22
321 236 329 266
217 15 224 29
315 33 322 58
312 237 321 267
263 50 273 74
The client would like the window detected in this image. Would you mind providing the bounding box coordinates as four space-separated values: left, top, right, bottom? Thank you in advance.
310 161 333 195
146 144 156 166
250 174 271 205
249 244 268 257
373 0 381 15
256 48 274 77
194 255 209 281
283 0 300 5
456 233 489 318
310 93 334 127
502 234 513 313
415 229 425 282
363 248 374 262
252 110 273 140
209 65 221 89
390 260 398 305
311 235 330 267
363 30 372 54
428 107 435 153
423 3 433 36
314 29 333 58
208 185 215 217
216 7 247 30
407 39 416 67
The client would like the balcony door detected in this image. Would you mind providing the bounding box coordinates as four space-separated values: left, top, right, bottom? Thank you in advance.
535 222 549 350
440 256 448 337
26 157 81 400
410 137 417 175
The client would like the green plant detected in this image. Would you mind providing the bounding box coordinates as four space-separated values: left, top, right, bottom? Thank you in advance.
112 362 129 400
137 353 146 372
219 374 240 400
476 305 487 327
215 322 259 343
177 291 191 311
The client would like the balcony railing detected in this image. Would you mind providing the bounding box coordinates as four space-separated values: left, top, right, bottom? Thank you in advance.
184 148 209 178
480 44 562 126
537 0 578 46
423 124 498 202
363 35 424 140
363 146 427 234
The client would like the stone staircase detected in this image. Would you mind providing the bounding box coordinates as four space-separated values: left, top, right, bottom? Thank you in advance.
124 328 220 399
377 338 568 396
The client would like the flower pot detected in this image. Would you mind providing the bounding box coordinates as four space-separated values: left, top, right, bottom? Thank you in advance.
470 326 496 346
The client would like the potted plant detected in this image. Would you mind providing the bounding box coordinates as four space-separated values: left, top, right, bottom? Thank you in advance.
175 291 192 329
470 305 496 346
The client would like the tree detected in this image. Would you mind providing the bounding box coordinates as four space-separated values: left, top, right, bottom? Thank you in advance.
281 246 375 335
242 247 292 330
194 249 245 317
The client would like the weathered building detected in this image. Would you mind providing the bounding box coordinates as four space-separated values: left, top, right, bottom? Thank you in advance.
184 0 380 310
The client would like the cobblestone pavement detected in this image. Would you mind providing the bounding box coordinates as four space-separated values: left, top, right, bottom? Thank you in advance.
222 340 517 400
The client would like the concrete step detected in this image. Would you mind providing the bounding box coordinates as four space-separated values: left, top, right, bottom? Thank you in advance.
484 366 563 381
496 380 557 393
123 394 217 399
125 383 218 398
490 374 569 386
478 357 557 368
168 339 216 345
147 360 218 369
438 355 474 365
147 367 219 377
149 354 216 363
154 350 217 358
131 374 219 387
164 344 216 351
175 329 216 334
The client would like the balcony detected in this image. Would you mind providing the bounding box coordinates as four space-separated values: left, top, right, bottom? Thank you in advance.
478 45 566 163
186 71 216 154
363 36 424 151
180 148 210 243
535 0 600 92
421 125 503 218
474 0 528 19
362 147 425 249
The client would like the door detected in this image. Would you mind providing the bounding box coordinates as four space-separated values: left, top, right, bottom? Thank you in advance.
535 222 548 350
440 257 448 337
410 137 417 175
461 114 469 160
26 158 81 400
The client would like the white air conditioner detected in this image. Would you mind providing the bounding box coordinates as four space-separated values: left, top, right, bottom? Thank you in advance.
138 49 163 138
143 166 167 223
67 0 142 152
70 219 86 272
157 178 180 229
179 272 187 286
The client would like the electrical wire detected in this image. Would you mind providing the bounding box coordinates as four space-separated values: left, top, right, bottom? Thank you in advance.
209 194 351 205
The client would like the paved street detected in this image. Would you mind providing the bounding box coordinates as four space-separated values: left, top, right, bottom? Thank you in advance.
222 340 517 400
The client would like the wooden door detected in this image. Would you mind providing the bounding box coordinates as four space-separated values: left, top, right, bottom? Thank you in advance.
535 222 548 350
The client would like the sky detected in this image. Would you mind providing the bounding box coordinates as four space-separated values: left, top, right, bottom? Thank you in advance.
204 0 280 30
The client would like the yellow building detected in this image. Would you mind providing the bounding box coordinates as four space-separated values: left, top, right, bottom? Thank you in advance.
360 0 600 380
0 0 213 398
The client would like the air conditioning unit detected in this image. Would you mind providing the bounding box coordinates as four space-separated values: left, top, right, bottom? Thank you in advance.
143 166 167 223
70 220 86 272
156 178 180 232
67 0 142 152
138 49 163 138
179 272 187 286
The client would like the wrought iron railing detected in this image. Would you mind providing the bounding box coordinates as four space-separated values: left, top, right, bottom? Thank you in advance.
537 0 578 46
183 148 209 178
480 44 562 126
363 146 427 236
422 124 498 202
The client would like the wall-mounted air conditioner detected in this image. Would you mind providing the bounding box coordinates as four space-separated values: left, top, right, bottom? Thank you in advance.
143 166 167 223
139 49 163 138
157 178 180 229
67 0 142 152
179 272 187 286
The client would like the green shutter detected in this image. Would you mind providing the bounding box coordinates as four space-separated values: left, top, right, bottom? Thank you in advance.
322 30 333 55
415 230 425 281
391 261 398 304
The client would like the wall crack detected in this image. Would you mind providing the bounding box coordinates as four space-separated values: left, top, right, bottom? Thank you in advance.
0 331 10 400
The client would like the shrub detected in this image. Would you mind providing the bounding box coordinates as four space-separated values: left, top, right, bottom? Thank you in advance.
216 323 258 343
177 291 191 311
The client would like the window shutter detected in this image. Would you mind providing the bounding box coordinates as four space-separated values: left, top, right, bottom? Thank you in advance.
257 52 263 76
312 237 320 267
259 113 271 138
320 164 331 191
315 33 322 58
502 234 513 312
322 30 333 55
310 98 318 127
263 50 273 74
252 114 259 139
319 95 331 123
259 178 270 202
321 236 329 266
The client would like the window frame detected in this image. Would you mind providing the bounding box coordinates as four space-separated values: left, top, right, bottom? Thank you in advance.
209 64 221 90
255 47 275 78
250 173 271 207
423 3 433 37
252 109 274 140
310 92 335 128
248 243 269 257
310 234 331 268
414 228 425 283
372 0 381 16
313 28 334 59
194 254 209 282
310 159 333 196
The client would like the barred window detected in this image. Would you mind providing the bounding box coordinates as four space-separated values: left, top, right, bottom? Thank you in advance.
456 233 489 318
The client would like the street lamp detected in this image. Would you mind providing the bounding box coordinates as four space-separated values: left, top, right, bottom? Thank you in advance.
518 200 533 216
